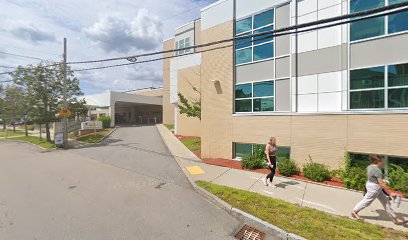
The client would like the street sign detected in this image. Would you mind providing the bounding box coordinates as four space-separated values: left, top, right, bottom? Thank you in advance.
54 133 64 145
59 108 72 118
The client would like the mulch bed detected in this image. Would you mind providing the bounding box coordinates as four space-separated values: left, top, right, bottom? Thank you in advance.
174 133 405 196
202 158 346 188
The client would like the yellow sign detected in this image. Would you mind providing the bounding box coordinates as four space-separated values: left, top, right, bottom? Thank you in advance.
59 108 72 118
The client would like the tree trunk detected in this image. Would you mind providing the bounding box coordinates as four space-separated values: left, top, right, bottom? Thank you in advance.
12 123 15 133
39 124 42 141
25 122 28 137
45 123 51 142
2 123 5 131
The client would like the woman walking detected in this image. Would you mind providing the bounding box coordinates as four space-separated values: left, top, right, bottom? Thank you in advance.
352 155 406 225
263 137 277 186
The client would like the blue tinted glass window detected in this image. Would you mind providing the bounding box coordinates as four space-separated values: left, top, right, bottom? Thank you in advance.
254 26 274 45
253 98 274 112
234 143 253 158
388 0 408 34
350 90 385 109
253 81 274 97
236 17 252 34
235 84 252 98
254 9 274 29
253 42 274 61
235 33 252 49
235 99 252 112
236 48 252 64
350 0 384 13
388 88 408 108
350 17 385 41
388 63 408 87
350 67 385 90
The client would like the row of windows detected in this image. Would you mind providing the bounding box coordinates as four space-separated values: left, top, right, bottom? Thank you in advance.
350 63 408 109
235 9 275 65
175 37 192 56
350 0 408 41
234 143 291 159
235 81 275 112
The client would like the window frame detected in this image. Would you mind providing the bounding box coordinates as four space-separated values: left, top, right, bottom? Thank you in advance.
349 62 408 110
235 79 276 113
349 0 408 43
235 7 276 66
175 37 192 56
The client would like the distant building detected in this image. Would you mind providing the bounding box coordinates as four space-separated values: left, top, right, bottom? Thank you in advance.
84 87 163 127
162 0 408 168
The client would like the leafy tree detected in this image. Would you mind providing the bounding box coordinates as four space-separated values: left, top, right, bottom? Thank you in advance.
69 98 88 121
0 84 5 130
11 62 83 142
178 85 201 120
1 85 27 133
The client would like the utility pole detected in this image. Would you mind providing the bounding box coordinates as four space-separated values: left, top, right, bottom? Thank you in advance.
63 38 68 149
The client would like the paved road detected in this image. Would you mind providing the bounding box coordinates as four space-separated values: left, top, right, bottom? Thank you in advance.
0 126 241 240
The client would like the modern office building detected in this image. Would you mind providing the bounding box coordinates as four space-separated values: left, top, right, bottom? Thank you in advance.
85 87 163 126
163 0 408 168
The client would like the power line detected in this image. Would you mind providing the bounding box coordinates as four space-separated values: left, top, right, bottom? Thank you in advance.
71 3 408 72
67 1 408 65
0 51 46 61
0 45 61 57
1 2 408 78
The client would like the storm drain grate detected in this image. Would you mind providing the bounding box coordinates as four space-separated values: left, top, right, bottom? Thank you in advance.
235 224 265 240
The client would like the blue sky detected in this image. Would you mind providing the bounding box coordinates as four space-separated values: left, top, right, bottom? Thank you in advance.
0 0 217 95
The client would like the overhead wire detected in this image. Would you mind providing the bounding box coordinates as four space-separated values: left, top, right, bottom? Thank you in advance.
66 1 408 65
0 2 408 79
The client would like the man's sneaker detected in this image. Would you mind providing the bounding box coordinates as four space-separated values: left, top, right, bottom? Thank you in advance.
263 177 269 186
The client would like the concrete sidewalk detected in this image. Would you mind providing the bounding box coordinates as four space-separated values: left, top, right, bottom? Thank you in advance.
156 124 408 232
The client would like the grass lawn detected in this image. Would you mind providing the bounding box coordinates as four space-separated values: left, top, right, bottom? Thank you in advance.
196 181 408 240
76 133 106 143
0 129 25 137
164 124 174 130
3 136 55 149
181 137 201 152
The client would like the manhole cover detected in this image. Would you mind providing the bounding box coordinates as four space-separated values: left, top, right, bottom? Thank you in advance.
235 224 265 240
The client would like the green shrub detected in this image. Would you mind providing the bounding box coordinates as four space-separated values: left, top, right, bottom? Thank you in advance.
241 145 266 170
387 164 408 197
278 158 299 177
97 116 111 129
339 153 367 191
303 157 332 182
341 167 367 191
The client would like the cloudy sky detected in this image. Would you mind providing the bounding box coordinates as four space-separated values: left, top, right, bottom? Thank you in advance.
0 0 216 95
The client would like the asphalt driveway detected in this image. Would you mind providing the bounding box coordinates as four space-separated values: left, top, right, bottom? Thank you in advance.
0 126 241 240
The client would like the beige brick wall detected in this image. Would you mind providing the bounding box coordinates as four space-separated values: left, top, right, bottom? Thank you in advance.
177 66 202 136
163 39 175 125
232 114 408 169
200 21 234 159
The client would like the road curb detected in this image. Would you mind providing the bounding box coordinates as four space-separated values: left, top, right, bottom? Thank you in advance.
1 139 55 151
156 124 307 240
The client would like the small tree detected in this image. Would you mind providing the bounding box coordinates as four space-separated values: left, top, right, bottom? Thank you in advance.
69 98 88 121
12 62 83 142
0 84 5 130
2 85 27 133
178 85 201 120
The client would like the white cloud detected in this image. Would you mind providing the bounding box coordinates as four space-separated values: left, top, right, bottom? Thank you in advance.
84 9 163 53
0 0 218 94
7 21 56 43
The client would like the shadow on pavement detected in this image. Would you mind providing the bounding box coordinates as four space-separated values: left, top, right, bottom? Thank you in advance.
274 181 300 189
